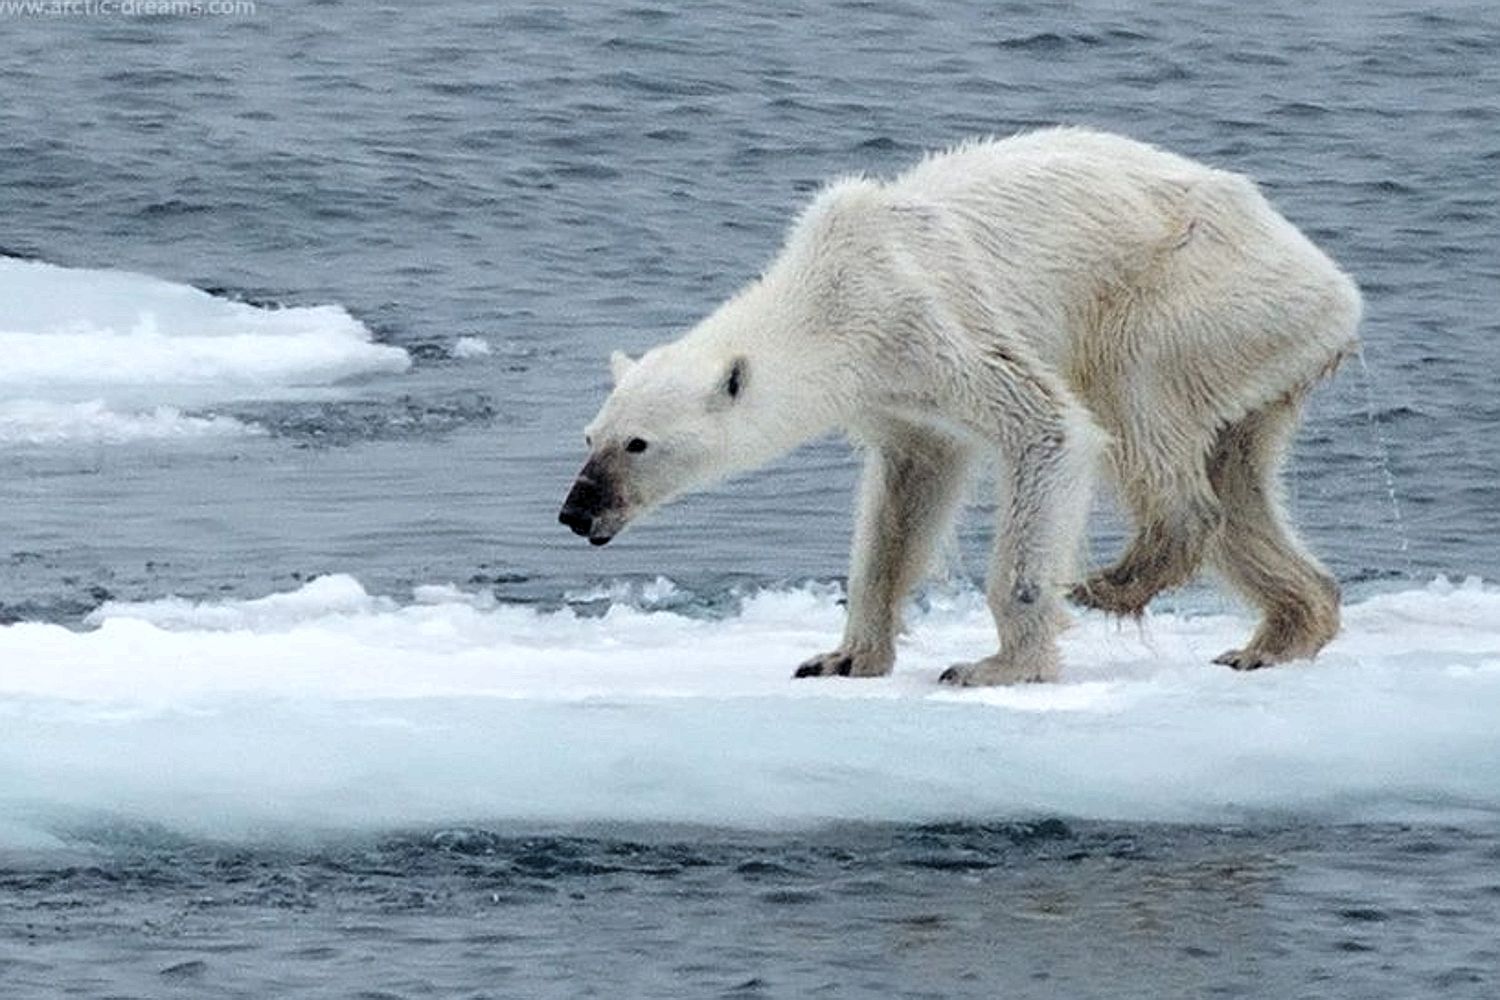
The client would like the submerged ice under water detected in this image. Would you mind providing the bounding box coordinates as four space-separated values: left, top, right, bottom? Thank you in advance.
8 820 1500 1000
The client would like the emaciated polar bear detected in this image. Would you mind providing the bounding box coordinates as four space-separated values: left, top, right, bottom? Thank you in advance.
560 128 1360 686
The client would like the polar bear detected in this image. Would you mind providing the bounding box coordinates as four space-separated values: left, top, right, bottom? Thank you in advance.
559 127 1360 686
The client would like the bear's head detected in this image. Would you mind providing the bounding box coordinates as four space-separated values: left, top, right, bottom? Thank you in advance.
558 343 755 546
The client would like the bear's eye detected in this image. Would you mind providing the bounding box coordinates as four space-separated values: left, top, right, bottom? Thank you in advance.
585 434 593 448
625 437 649 454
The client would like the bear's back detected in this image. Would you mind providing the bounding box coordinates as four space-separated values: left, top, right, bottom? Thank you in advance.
883 127 1334 307
871 129 1355 399
893 127 1225 203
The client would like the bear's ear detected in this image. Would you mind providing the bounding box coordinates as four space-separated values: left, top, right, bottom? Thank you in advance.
609 350 636 385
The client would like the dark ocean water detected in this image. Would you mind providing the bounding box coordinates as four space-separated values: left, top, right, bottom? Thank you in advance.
2 0 1498 616
3 0 1500 996
7 820 1500 1000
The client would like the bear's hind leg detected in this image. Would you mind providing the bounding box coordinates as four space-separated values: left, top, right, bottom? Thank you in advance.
1070 449 1224 617
795 424 971 679
1207 396 1340 670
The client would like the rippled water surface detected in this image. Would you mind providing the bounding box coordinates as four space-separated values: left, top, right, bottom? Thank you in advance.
3 0 1499 996
6 821 1500 1000
2 0 1498 614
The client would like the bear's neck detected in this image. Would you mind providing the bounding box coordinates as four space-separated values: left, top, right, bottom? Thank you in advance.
686 274 849 457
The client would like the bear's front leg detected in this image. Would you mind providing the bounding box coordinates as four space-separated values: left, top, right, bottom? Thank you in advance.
794 426 971 680
938 586 1065 685
940 412 1098 687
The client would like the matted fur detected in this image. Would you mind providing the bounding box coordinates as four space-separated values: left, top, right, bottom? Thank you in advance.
568 127 1360 685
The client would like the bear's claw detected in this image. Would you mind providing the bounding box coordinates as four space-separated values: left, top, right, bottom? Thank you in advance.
794 655 851 678
1213 648 1270 671
793 649 891 679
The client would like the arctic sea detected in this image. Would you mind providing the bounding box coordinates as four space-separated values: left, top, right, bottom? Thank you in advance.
2 1 1499 997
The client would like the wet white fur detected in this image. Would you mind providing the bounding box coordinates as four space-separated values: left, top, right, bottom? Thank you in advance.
585 127 1360 685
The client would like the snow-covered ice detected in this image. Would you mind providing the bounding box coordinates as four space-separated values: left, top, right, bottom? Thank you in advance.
2 576 1498 847
0 256 410 445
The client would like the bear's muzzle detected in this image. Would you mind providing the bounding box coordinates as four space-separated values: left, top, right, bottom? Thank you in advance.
559 456 619 545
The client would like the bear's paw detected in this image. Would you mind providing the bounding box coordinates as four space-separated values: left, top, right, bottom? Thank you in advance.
939 651 1059 687
793 648 893 679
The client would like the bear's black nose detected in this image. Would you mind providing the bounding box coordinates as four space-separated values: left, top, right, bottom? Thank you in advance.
558 506 593 537
561 461 612 540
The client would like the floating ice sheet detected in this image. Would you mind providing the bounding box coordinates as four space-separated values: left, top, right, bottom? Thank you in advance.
0 256 410 445
2 576 1497 846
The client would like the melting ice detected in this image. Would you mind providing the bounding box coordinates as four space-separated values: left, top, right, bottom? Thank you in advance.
2 575 1498 848
0 256 410 445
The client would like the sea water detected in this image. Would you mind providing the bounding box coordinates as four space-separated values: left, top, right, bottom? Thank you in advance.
3 1 1499 996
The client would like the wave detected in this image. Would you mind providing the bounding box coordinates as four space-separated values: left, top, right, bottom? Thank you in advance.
0 256 410 445
2 576 1497 848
